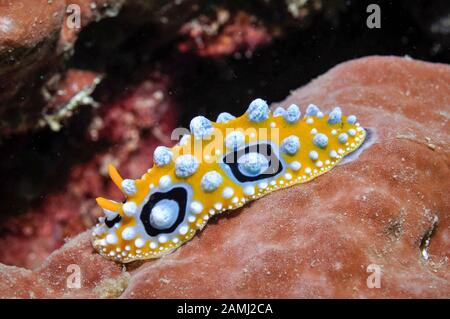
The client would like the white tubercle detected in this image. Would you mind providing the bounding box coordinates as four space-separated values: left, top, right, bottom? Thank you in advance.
122 179 137 195
159 175 172 189
190 201 203 214
243 185 255 196
123 201 138 216
222 187 234 199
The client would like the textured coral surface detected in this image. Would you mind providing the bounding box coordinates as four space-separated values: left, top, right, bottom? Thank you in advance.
0 56 448 298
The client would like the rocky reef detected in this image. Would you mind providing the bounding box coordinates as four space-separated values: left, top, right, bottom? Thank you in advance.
0 56 448 298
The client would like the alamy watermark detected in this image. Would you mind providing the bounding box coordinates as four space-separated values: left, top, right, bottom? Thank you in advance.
66 4 81 30
366 263 382 289
66 264 81 289
366 4 381 29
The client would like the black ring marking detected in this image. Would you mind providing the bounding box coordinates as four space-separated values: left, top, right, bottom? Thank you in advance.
105 214 122 228
222 143 283 182
140 187 188 237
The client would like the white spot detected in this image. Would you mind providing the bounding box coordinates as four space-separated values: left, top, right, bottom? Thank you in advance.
290 161 301 171
190 201 203 214
316 161 323 167
310 128 318 135
328 107 342 124
329 150 338 158
305 104 320 116
150 199 179 230
175 155 199 178
313 133 328 149
306 118 314 124
309 150 319 161
338 133 348 143
159 175 172 189
121 179 137 195
150 242 158 249
106 234 118 245
282 135 300 155
225 131 245 150
347 115 357 124
348 128 356 136
216 112 235 123
258 181 268 189
123 201 137 216
190 116 213 139
331 129 337 135
238 152 269 176
247 98 269 122
285 173 292 180
243 185 255 196
283 104 301 124
201 170 223 192
305 167 312 174
158 235 168 244
188 215 196 223
121 227 136 240
153 146 173 167
222 187 234 199
214 202 223 210
273 107 285 117
135 238 145 248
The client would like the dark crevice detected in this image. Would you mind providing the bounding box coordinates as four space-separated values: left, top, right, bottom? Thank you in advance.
419 215 439 261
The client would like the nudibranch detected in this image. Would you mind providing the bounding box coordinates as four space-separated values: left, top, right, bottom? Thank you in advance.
92 99 366 262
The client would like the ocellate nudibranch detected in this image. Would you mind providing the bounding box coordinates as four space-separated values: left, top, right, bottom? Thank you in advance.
92 99 366 263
